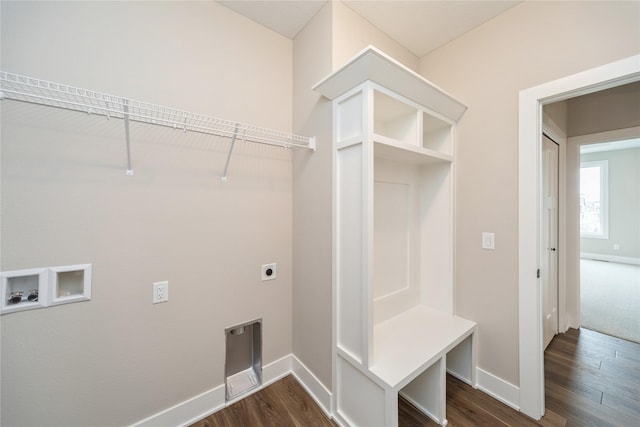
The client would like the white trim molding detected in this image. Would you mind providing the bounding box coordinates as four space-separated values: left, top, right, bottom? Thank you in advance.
131 385 226 427
581 253 640 266
476 368 520 411
518 54 640 420
291 355 333 418
571 126 640 148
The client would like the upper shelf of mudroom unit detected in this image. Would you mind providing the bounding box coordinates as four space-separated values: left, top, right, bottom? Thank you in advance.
313 46 467 123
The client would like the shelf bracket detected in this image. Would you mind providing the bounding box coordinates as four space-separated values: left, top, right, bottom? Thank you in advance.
122 98 134 176
221 124 240 182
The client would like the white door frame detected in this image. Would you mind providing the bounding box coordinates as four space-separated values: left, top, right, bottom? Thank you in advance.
517 54 640 420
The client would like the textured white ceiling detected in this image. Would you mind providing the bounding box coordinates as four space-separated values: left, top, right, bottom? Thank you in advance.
216 1 520 57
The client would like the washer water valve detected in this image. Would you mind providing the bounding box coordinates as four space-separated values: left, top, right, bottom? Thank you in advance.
8 291 24 304
27 289 39 302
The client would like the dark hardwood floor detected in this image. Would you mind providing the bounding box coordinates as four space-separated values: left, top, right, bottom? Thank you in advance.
191 375 336 427
399 376 566 427
192 328 640 426
544 327 640 426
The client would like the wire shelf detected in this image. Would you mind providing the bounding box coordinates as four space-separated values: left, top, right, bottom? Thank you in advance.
0 71 315 179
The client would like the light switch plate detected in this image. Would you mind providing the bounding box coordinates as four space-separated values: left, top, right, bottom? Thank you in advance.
482 232 495 250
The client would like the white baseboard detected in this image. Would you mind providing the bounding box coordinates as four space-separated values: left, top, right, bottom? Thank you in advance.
131 354 293 427
291 354 332 418
475 367 520 411
581 252 640 265
131 383 225 427
262 353 293 387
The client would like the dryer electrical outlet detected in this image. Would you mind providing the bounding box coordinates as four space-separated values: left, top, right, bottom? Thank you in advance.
261 264 277 281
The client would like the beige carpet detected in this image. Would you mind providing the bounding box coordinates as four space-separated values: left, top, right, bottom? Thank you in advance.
580 259 640 343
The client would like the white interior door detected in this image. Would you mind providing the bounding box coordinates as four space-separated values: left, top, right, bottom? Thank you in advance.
542 135 559 349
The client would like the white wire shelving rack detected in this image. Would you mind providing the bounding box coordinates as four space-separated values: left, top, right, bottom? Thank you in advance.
0 71 315 181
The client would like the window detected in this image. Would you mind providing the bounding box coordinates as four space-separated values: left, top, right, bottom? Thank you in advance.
580 160 608 238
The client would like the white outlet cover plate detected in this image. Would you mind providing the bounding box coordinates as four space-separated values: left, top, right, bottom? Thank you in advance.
482 232 495 250
261 263 277 281
153 281 168 304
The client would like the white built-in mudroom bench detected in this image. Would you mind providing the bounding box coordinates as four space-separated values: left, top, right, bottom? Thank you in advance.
314 46 477 427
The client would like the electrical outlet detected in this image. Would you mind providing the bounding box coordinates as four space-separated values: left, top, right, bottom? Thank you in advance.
261 263 277 281
153 281 168 304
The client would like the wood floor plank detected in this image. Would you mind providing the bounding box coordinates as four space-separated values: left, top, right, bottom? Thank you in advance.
545 380 639 427
274 376 334 427
537 408 567 427
446 377 538 427
601 391 640 420
544 357 604 404
255 382 299 426
545 349 640 403
445 401 509 426
547 334 616 360
615 346 640 363
599 356 640 379
191 376 335 427
549 331 617 356
565 328 640 358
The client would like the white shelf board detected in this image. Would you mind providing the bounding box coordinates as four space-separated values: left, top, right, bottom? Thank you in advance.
374 137 453 165
370 305 476 390
313 46 467 122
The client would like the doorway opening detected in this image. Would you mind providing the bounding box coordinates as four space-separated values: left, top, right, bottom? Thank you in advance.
577 136 640 344
518 54 640 420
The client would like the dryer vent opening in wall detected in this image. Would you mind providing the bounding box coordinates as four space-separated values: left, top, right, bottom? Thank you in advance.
225 319 262 402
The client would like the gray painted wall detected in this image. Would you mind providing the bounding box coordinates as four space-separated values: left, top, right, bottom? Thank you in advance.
1 2 294 425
